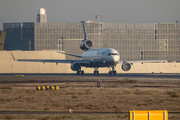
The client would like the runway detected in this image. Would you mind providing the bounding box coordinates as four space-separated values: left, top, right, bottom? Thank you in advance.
0 73 180 84
1 73 180 79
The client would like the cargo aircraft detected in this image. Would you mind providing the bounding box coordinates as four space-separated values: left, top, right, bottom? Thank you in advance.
11 21 168 75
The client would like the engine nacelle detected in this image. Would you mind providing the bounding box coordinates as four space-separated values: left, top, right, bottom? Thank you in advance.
71 62 81 71
80 39 93 50
121 62 131 71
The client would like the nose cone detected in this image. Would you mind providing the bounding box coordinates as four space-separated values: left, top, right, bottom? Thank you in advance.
113 55 120 63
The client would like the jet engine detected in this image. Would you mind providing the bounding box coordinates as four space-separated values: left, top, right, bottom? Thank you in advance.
71 62 81 71
80 39 93 50
121 62 131 71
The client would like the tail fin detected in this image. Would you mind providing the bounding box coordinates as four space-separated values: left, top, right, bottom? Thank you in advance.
0 32 6 50
81 21 88 40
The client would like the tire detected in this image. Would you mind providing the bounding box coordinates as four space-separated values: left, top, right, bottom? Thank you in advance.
113 71 116 75
94 71 96 74
77 71 80 75
81 71 84 75
108 71 112 75
97 71 99 74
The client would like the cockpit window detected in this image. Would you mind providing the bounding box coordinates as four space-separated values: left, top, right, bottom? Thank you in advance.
108 53 119 56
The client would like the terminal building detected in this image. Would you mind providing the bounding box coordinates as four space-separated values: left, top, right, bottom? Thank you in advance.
3 8 180 62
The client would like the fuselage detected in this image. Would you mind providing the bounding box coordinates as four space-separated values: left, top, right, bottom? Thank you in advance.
81 48 120 67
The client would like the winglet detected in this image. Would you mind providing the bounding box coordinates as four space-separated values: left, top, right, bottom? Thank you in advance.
11 53 17 61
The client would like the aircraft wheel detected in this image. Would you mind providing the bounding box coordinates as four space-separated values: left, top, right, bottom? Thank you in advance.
94 71 99 75
77 71 80 75
81 70 84 75
108 71 112 75
113 71 116 75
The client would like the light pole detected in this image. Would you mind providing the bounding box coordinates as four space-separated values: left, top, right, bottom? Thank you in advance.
60 37 66 51
95 15 102 48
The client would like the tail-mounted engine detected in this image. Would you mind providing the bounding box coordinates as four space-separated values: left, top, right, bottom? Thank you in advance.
80 39 93 51
71 62 81 71
80 21 93 51
121 62 131 71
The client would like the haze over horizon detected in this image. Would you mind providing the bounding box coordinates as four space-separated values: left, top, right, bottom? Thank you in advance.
0 0 180 30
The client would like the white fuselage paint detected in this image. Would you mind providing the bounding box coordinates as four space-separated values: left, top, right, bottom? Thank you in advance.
81 48 120 67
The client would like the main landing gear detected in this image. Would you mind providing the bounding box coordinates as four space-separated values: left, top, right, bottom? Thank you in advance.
77 70 84 75
108 66 117 75
94 68 99 75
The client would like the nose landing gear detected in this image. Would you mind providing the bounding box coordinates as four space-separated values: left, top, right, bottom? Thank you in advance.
108 66 117 75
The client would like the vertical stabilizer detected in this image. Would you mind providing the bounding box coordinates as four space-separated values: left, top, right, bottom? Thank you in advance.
80 21 93 50
81 21 88 40
0 32 6 50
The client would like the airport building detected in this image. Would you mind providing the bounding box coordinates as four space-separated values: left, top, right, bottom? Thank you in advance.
3 8 180 62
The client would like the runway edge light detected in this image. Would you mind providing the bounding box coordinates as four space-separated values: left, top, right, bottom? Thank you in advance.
69 109 73 113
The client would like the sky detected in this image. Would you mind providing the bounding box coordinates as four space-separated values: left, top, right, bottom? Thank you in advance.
0 0 180 30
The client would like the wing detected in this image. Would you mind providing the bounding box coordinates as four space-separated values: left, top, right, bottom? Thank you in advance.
119 59 168 63
119 54 169 63
56 51 82 58
11 53 90 64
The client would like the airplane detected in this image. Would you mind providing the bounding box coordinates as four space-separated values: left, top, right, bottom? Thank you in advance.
0 31 6 50
11 21 168 75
